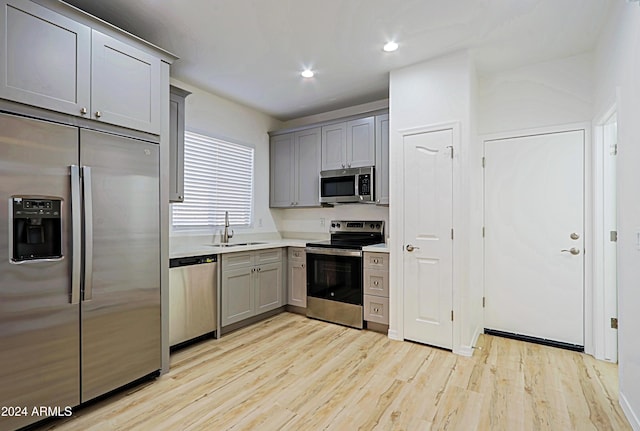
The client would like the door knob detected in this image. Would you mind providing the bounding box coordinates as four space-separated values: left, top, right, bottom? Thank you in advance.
406 244 420 252
561 247 580 255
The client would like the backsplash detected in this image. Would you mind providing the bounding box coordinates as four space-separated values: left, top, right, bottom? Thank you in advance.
272 204 390 240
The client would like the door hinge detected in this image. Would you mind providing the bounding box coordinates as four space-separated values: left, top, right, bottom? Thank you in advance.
482 297 486 308
611 317 618 329
482 227 485 238
451 310 454 321
451 228 454 240
611 144 618 156
482 157 485 168
610 231 618 242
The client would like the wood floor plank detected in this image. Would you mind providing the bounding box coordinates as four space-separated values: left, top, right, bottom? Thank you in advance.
36 313 631 431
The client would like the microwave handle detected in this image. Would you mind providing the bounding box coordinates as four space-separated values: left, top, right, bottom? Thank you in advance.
354 174 359 197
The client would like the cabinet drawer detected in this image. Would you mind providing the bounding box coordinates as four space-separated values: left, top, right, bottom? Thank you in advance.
364 294 389 325
363 252 388 270
256 248 283 265
288 247 306 261
222 252 253 270
363 269 389 297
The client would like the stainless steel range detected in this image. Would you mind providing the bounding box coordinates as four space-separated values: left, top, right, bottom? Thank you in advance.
305 220 385 329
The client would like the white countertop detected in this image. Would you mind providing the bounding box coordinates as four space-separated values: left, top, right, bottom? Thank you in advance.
170 239 309 259
170 238 389 258
362 243 390 253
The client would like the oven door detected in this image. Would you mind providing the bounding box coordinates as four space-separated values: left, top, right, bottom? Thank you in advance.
306 247 362 305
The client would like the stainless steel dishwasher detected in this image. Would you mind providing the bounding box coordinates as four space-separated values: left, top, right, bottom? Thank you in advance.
169 254 218 347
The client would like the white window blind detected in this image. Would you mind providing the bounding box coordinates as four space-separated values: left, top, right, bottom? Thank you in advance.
172 131 254 228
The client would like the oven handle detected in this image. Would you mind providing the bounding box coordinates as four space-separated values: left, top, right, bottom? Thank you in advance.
305 247 362 257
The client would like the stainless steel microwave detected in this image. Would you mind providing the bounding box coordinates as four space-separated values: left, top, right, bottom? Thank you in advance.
319 166 374 203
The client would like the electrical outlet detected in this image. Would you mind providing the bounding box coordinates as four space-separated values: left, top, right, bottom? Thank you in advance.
320 218 325 227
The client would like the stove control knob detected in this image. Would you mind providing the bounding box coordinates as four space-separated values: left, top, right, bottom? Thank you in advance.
370 223 374 229
376 224 381 229
336 223 341 228
331 223 336 228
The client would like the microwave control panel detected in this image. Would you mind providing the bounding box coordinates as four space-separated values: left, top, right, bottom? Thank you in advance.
358 174 371 195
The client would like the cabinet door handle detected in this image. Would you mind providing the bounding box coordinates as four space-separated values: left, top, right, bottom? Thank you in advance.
373 281 379 286
257 267 261 272
301 264 305 268
80 107 87 115
95 110 102 118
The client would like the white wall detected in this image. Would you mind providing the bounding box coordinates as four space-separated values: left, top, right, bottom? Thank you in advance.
594 3 640 429
169 78 282 243
389 50 480 354
478 53 594 135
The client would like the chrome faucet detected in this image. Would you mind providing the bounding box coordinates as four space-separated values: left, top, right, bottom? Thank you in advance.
222 211 234 243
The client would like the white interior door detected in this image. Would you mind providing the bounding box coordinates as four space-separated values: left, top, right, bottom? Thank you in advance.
403 129 453 350
484 130 584 346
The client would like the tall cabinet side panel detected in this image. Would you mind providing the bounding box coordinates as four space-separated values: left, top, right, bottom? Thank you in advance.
0 112 80 431
79 129 160 402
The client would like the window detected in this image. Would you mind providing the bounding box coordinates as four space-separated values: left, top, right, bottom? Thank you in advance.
172 131 254 229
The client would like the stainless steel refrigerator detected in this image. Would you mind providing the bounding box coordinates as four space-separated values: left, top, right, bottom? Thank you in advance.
0 112 160 431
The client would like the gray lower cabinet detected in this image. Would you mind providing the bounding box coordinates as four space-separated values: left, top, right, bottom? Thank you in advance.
287 247 306 308
363 252 390 325
221 249 284 327
169 85 191 202
375 114 389 205
270 127 321 208
0 0 162 134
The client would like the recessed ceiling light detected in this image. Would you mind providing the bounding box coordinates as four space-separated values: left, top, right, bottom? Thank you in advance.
383 41 398 52
301 69 314 78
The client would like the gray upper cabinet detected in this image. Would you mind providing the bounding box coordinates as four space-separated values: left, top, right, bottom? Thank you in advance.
321 122 347 170
346 116 375 168
169 85 190 203
270 127 321 208
91 31 161 134
270 133 296 207
375 114 389 205
0 0 162 135
295 127 322 207
321 117 375 170
0 0 91 117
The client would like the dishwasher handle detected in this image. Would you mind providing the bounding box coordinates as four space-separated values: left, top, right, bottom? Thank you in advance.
170 254 217 268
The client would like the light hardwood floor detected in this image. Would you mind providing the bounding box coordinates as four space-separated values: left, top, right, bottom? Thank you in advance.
39 312 630 431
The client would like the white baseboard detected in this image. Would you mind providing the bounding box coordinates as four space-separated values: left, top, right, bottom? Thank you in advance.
454 326 483 357
387 328 401 341
454 346 474 357
620 391 640 431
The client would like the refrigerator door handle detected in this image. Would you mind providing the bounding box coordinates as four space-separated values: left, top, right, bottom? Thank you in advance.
70 165 82 304
82 166 94 301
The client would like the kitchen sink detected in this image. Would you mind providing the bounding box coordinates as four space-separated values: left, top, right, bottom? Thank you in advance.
210 242 267 247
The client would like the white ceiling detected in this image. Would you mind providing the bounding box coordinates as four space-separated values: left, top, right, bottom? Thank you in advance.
63 0 613 121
